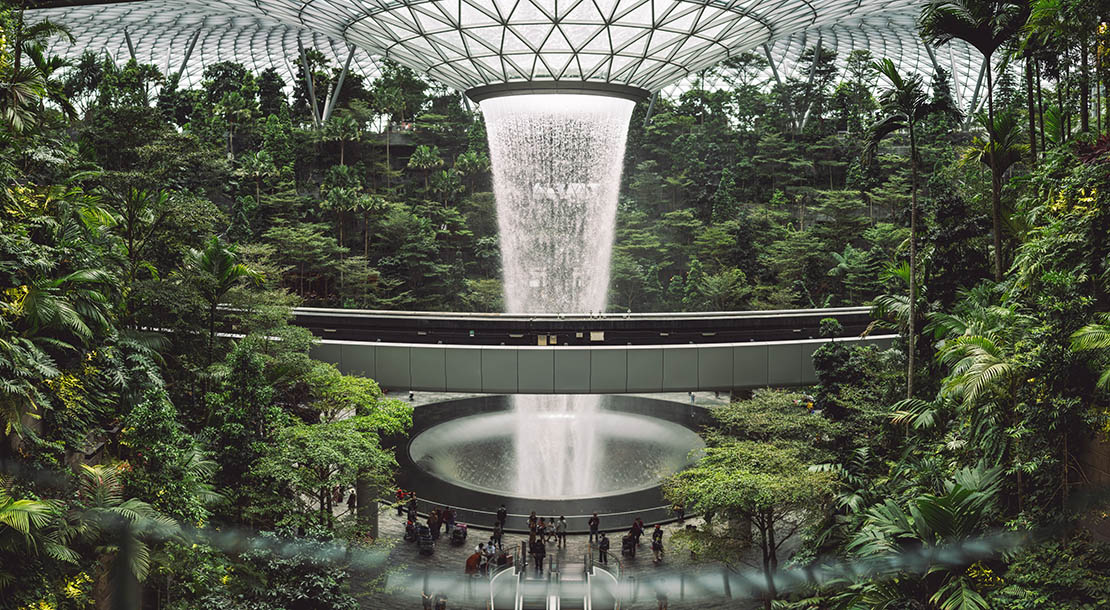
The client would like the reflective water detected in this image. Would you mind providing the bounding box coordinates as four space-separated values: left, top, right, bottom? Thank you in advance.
482 94 634 496
409 407 705 499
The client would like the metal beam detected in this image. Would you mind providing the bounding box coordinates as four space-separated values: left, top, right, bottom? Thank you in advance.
967 56 988 120
123 28 136 61
174 29 201 84
762 44 783 87
799 33 823 130
923 41 942 76
300 46 322 129
642 91 657 128
322 44 356 123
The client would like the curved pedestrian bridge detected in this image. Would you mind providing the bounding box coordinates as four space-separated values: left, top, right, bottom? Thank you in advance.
298 307 895 393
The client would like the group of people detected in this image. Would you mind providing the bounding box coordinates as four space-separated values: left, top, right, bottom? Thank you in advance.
466 541 512 576
525 511 568 572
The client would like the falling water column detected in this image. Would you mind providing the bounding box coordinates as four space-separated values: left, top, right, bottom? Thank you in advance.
481 94 634 497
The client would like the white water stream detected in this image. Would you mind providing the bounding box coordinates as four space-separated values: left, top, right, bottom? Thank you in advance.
481 94 634 497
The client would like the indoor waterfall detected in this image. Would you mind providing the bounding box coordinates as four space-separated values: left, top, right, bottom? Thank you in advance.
481 93 634 497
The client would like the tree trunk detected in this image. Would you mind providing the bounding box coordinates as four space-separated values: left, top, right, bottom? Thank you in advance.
1082 40 1091 133
907 121 918 399
1026 59 1038 167
385 123 391 188
207 302 217 367
1037 61 1046 153
356 473 378 539
986 66 1004 282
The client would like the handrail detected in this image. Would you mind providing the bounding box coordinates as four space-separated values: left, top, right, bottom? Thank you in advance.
293 305 872 320
406 497 676 522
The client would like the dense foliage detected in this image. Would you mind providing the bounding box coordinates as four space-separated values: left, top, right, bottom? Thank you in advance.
2 0 1110 609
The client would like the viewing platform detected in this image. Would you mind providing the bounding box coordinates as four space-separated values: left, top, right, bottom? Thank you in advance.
295 307 896 393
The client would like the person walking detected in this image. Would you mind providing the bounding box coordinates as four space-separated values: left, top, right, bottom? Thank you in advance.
532 538 546 574
588 513 600 543
491 520 503 549
555 516 567 548
496 504 508 528
630 518 644 546
651 537 664 563
598 532 610 565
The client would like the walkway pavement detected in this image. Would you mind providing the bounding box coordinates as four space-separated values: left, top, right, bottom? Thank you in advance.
358 505 763 610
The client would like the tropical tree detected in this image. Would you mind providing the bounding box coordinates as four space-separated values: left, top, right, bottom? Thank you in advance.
58 464 180 610
1070 313 1110 390
407 144 443 191
214 90 254 160
864 59 945 398
454 149 490 193
180 236 261 366
321 113 360 166
840 466 1004 610
665 441 834 610
235 150 278 213
0 63 45 133
920 0 1031 281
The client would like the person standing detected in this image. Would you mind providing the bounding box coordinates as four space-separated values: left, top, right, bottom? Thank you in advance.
496 504 508 528
491 520 503 549
651 537 664 563
588 513 600 543
429 510 442 540
532 538 546 573
396 488 407 516
528 511 539 546
598 533 610 565
555 516 567 548
672 503 685 523
422 591 434 610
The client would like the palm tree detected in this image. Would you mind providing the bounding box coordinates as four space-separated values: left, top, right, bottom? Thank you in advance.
920 0 1031 281
1071 314 1110 390
235 151 278 214
0 65 45 133
844 466 1003 610
58 464 179 610
0 478 72 591
863 59 941 398
407 144 443 191
215 91 254 161
322 113 361 166
181 237 261 366
454 149 490 193
372 85 404 187
934 302 1033 510
963 109 1028 180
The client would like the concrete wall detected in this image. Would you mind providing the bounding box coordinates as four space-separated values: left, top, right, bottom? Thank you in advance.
310 335 897 393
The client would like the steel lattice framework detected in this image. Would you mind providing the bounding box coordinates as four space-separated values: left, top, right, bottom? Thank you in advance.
660 15 985 111
28 0 988 105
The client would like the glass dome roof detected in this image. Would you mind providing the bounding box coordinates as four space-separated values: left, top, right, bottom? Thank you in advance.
28 0 984 98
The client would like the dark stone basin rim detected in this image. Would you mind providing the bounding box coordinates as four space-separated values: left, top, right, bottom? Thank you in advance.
395 395 711 534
